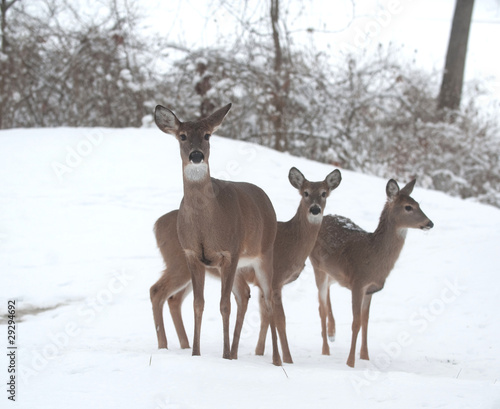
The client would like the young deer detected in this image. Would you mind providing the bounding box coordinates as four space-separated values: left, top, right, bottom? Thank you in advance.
309 179 434 367
153 103 282 365
252 167 341 363
150 209 192 351
150 167 341 364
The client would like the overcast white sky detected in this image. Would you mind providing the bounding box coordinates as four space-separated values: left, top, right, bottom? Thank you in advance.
140 0 500 101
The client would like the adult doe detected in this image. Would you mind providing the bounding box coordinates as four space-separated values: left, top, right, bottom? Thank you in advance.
309 179 433 367
153 103 282 365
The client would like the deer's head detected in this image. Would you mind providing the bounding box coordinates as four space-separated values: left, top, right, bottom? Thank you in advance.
385 179 434 231
154 104 232 182
289 167 342 224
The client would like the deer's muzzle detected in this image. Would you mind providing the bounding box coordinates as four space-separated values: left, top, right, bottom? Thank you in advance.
310 205 321 215
189 151 205 164
421 220 434 230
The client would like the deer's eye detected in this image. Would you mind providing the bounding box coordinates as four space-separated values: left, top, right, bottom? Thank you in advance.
304 191 309 197
204 134 211 141
405 205 413 212
179 134 187 141
321 191 327 198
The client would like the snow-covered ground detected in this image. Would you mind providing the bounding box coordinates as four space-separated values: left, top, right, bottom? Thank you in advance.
1 127 499 408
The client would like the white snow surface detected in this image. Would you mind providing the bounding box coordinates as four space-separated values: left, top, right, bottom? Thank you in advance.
1 127 499 408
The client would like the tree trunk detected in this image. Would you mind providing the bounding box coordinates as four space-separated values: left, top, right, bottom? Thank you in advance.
437 0 475 112
1 0 18 53
1 0 7 53
270 0 287 152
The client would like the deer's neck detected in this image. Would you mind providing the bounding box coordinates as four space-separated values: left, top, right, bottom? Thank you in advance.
181 168 218 214
276 208 322 275
289 206 323 237
370 208 406 276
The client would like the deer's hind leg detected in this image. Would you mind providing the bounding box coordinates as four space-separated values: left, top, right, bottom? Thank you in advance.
167 282 192 349
314 268 331 356
326 287 336 342
150 269 191 349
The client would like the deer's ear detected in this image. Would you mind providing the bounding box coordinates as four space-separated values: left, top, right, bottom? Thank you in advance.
325 169 341 191
386 179 400 199
288 167 305 190
400 179 416 196
155 105 181 135
207 103 232 132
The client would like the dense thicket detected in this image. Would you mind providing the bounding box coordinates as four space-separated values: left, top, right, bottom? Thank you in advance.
1 1 498 207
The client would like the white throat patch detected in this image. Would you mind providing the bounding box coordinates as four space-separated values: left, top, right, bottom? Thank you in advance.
184 163 208 182
308 213 323 224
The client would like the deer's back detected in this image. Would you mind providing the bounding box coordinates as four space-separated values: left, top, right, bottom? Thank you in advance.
311 215 369 288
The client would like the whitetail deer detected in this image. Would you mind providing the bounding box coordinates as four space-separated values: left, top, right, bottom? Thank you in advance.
150 209 252 356
150 210 192 351
153 103 282 365
252 167 341 363
150 167 341 363
309 179 433 367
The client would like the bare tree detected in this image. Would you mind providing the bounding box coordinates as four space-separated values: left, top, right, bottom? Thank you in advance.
0 0 170 128
269 0 289 151
0 0 20 128
437 0 475 112
208 0 293 151
0 0 19 52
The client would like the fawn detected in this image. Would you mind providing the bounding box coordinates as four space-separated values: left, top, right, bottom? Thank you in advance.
253 167 341 363
309 179 433 367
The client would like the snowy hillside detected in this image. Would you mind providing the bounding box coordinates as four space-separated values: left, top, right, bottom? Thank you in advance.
1 127 499 408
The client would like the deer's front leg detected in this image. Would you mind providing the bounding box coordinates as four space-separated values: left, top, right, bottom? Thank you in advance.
230 277 251 360
256 257 282 366
360 293 372 361
347 288 364 368
220 258 238 360
273 286 293 363
186 256 206 356
255 288 269 356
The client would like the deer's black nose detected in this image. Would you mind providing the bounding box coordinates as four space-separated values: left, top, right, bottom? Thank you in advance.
421 220 434 230
310 205 321 215
189 151 204 164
